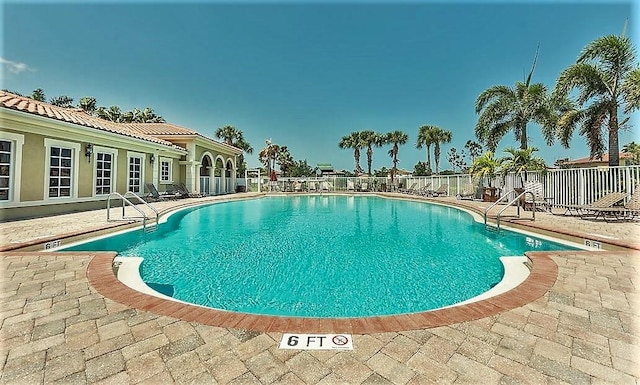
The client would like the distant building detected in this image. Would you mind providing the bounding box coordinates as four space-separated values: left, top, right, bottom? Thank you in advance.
316 163 344 176
555 153 634 168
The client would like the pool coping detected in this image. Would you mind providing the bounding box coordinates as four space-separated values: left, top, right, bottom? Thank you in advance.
85 249 559 333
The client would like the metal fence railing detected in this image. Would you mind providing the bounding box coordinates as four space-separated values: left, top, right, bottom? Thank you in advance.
234 165 640 207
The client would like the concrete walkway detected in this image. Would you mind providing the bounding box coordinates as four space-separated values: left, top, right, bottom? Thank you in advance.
1 193 639 384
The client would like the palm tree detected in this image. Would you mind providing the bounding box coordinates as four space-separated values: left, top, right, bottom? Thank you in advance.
360 130 384 176
415 125 438 174
96 106 122 122
500 147 546 187
78 97 97 114
469 151 502 188
553 34 640 166
432 128 452 174
31 88 45 101
385 130 408 182
136 107 165 123
49 95 74 107
622 141 640 164
259 139 280 180
215 125 254 176
475 47 554 151
338 132 365 174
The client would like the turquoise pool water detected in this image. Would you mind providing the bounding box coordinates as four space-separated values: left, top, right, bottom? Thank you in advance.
66 195 571 317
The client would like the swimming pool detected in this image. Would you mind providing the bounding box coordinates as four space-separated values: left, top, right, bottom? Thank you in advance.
66 195 573 317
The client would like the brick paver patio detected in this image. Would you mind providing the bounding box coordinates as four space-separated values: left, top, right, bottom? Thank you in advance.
1 193 638 384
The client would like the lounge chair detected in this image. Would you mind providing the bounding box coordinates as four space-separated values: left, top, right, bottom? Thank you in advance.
320 181 331 192
169 184 189 198
177 182 202 198
346 180 355 192
144 183 179 201
308 181 317 192
523 181 550 211
360 182 369 192
554 191 628 217
430 184 448 197
415 183 432 196
456 183 475 200
399 182 418 194
582 186 639 221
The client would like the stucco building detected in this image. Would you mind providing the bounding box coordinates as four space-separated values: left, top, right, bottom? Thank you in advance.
0 91 243 221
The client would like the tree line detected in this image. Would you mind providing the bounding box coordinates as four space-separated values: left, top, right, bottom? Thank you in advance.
338 33 639 177
6 88 167 123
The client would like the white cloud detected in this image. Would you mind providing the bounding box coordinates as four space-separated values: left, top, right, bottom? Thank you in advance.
0 57 34 74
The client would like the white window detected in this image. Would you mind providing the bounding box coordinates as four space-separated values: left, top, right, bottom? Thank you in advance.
95 152 113 195
44 139 79 200
92 146 118 197
0 132 24 204
49 146 73 197
160 158 172 183
128 154 143 193
0 140 12 201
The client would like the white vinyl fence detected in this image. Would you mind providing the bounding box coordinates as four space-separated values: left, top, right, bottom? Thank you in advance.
234 165 640 206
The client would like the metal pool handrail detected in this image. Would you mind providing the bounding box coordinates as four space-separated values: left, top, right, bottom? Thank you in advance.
107 191 159 232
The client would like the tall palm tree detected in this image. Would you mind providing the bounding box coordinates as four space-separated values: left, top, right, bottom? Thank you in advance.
385 130 408 182
500 147 546 187
475 47 554 151
415 125 438 173
553 34 640 166
259 140 280 179
215 125 254 176
432 128 452 174
360 130 384 176
338 131 365 174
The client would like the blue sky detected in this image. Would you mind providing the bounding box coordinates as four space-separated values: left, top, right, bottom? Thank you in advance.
2 0 637 172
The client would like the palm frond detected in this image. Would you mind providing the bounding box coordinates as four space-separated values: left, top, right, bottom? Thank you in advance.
622 67 640 114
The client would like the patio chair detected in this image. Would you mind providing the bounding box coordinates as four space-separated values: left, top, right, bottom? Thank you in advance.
456 183 475 200
554 191 628 217
360 182 369 192
320 181 332 192
430 184 448 197
308 181 317 192
582 186 640 221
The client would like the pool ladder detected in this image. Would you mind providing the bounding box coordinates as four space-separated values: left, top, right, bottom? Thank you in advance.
107 192 159 233
483 189 536 231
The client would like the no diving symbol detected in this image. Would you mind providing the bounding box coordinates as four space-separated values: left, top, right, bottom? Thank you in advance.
332 335 349 346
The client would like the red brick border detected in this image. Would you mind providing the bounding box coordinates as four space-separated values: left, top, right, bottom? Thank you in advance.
86 250 559 333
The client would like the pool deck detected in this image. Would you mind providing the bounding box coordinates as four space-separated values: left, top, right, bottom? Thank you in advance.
1 192 639 384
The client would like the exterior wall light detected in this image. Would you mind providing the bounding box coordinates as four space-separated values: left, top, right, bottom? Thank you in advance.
149 154 155 164
85 143 93 162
